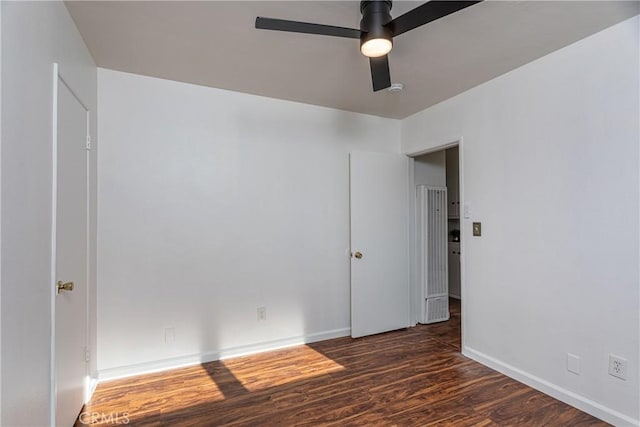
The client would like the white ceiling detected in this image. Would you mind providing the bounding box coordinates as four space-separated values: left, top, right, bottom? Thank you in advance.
66 1 639 119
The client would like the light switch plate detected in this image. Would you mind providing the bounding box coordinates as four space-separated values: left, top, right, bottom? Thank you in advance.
472 222 481 236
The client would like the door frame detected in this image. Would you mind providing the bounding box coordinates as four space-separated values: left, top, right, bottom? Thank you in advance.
50 62 92 425
406 137 466 349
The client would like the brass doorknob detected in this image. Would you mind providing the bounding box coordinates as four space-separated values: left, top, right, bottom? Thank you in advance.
57 281 74 293
354 251 363 259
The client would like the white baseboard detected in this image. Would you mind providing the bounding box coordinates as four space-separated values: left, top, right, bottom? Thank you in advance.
463 346 639 427
85 376 99 403
98 327 351 382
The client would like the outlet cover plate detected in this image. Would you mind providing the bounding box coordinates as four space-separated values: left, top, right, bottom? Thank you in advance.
609 354 627 380
567 353 580 374
472 222 482 236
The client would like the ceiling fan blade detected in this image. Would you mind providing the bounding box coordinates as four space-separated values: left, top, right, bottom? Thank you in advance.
256 17 361 39
387 1 482 37
370 56 391 92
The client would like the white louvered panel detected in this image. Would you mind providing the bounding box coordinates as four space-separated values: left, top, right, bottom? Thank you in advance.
417 186 427 307
426 187 447 297
417 185 449 324
425 296 449 323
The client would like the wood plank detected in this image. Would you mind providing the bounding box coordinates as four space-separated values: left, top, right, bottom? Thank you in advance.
78 299 608 426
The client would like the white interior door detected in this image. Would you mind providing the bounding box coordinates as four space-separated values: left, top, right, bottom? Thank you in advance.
350 151 410 338
54 75 88 426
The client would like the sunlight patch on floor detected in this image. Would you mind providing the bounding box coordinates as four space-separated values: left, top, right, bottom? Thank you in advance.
221 345 345 392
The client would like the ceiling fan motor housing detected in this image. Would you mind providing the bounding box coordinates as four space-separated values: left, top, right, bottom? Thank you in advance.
360 1 394 49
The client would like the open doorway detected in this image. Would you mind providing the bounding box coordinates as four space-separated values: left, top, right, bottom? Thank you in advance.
411 144 462 351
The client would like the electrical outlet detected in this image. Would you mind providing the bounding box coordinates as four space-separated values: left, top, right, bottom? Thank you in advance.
609 354 627 380
567 353 580 375
257 307 267 321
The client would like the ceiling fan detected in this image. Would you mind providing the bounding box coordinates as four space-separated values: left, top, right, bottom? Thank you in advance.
255 1 482 92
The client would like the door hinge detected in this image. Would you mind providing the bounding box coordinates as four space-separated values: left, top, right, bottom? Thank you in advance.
85 347 90 363
86 135 92 151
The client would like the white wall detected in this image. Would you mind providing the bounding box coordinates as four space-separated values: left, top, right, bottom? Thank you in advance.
1 2 97 425
0 4 3 422
96 68 400 376
414 151 446 187
402 16 639 425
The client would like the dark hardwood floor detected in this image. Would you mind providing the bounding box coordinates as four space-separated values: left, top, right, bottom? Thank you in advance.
79 299 606 426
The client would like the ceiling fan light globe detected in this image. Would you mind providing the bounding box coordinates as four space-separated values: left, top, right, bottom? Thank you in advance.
361 38 392 58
